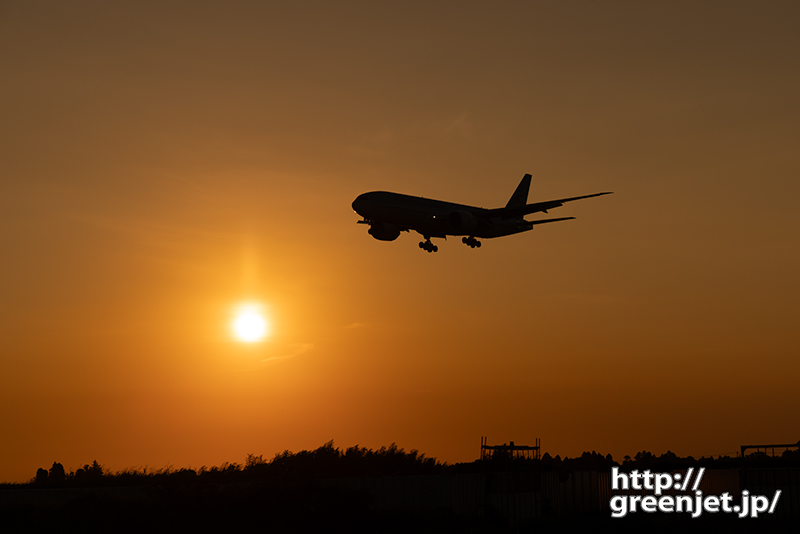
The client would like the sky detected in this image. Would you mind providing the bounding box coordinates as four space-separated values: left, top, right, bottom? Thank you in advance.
1 1 799 483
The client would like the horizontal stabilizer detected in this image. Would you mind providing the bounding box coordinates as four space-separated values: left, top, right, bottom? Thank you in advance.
529 216 575 226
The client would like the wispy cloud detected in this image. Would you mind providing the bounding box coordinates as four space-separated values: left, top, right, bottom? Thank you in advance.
437 112 473 138
262 342 314 363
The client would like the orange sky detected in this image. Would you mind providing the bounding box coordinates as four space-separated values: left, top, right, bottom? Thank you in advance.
2 1 799 483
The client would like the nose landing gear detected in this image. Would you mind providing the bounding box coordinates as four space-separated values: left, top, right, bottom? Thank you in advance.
462 236 481 248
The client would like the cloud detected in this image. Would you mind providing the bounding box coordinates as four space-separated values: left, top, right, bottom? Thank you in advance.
262 342 314 363
437 112 473 138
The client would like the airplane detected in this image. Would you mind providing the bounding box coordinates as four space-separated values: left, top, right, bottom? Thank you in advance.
352 174 612 252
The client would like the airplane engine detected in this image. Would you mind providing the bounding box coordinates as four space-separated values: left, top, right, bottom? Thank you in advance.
368 222 401 241
447 210 478 234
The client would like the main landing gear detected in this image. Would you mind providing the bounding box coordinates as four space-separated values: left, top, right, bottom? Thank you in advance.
462 236 481 248
419 239 438 253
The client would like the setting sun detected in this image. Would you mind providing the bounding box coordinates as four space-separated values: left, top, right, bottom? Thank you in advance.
232 305 269 342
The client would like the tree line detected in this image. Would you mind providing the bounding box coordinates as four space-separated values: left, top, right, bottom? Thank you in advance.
21 440 800 488
27 441 445 487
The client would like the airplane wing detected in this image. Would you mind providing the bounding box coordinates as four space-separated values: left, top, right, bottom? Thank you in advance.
482 191 612 220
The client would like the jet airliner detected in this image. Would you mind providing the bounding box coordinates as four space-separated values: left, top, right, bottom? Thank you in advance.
352 174 612 252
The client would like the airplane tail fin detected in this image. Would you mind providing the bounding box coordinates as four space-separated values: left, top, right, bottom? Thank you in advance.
506 174 531 208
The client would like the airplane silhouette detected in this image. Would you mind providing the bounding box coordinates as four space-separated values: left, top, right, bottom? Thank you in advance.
352 174 612 252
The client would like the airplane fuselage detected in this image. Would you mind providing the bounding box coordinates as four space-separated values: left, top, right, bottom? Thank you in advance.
352 191 532 239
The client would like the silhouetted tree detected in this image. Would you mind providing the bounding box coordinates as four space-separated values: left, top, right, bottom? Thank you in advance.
245 453 267 469
35 468 48 484
633 450 656 469
48 462 65 483
74 460 104 484
660 450 678 462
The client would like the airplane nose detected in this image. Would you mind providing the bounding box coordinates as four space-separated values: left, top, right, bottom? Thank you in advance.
352 195 365 213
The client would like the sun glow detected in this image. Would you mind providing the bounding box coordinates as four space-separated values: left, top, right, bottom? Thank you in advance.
232 305 269 343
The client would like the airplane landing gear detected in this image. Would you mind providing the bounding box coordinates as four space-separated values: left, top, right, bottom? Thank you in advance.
419 239 438 253
462 236 481 248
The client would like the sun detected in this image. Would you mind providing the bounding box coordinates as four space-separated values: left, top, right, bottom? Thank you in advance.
232 305 270 343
